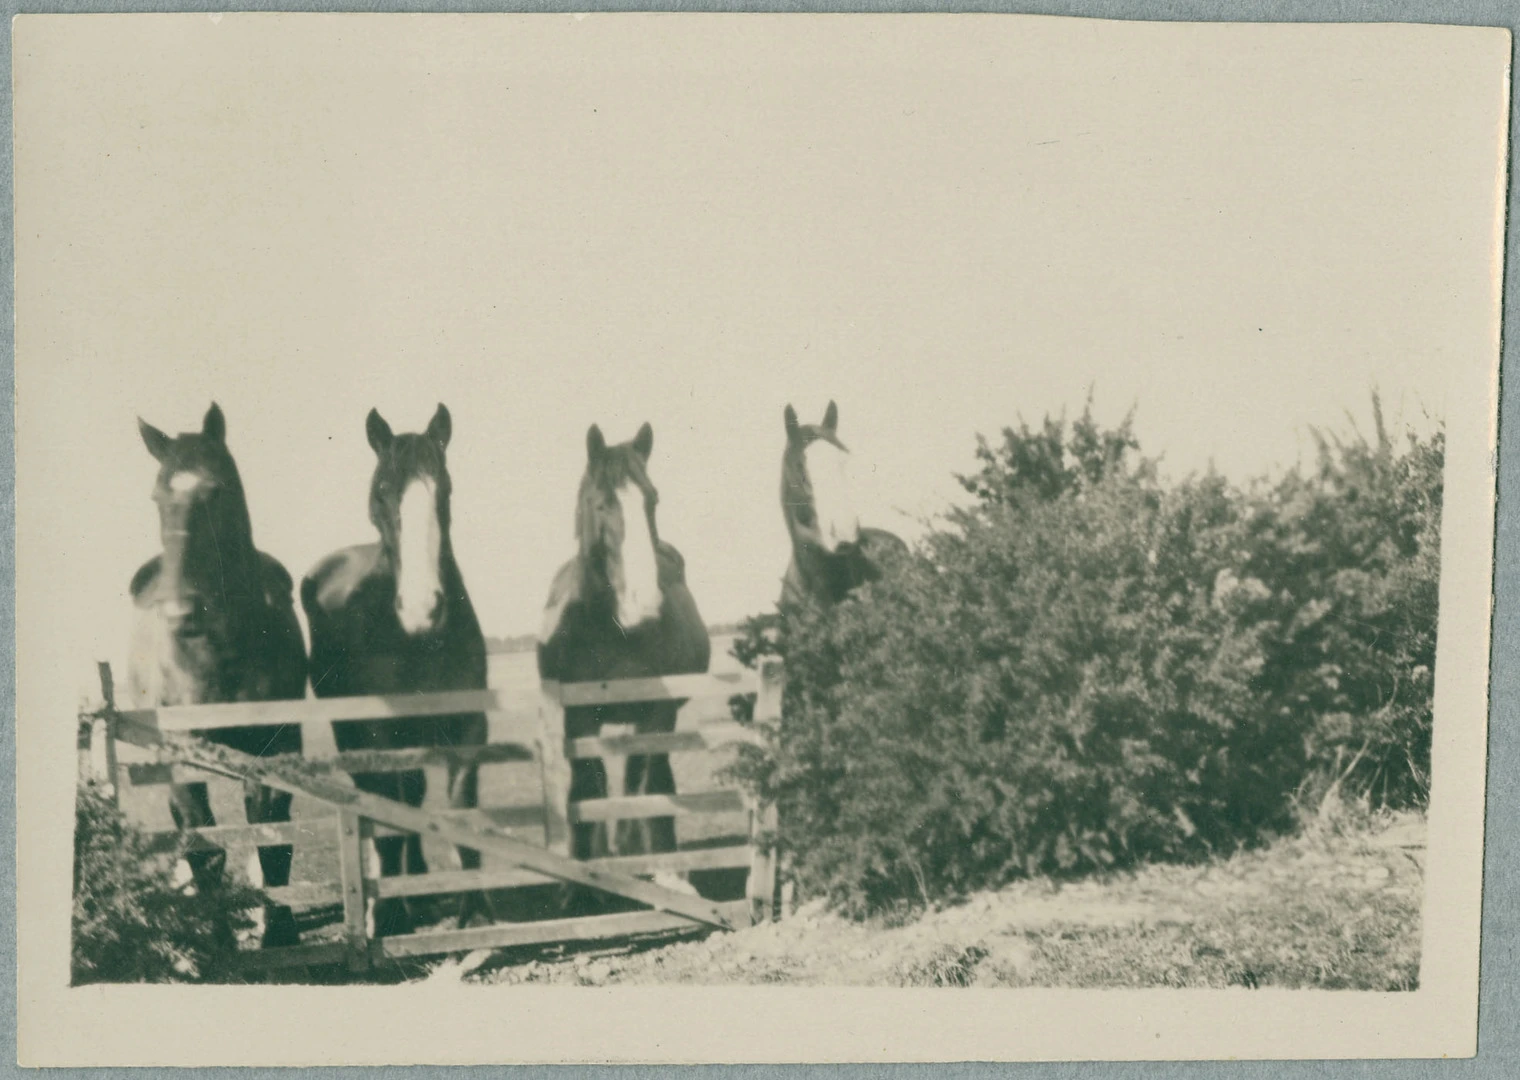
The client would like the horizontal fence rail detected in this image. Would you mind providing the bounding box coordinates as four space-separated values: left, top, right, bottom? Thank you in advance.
80 657 783 972
120 670 757 734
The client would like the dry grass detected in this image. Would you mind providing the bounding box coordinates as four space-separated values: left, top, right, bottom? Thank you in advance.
472 807 1424 990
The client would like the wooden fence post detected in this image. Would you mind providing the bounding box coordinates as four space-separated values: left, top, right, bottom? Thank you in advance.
95 662 120 802
336 809 372 972
77 711 96 784
537 682 573 857
747 658 785 923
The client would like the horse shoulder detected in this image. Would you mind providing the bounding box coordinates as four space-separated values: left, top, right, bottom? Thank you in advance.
129 556 162 608
658 581 711 674
780 558 808 607
302 545 382 621
537 558 582 657
256 552 298 610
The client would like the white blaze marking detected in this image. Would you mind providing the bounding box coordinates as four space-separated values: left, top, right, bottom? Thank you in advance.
616 484 662 629
168 471 202 495
396 477 443 633
804 439 860 552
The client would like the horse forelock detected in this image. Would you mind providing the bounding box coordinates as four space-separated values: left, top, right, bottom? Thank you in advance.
151 432 247 504
573 443 663 628
575 446 657 555
781 425 847 513
370 433 451 539
148 432 257 599
367 432 454 634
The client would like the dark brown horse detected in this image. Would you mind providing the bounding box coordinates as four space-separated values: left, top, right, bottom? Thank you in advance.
780 401 907 606
538 423 710 871
126 403 308 948
301 405 488 934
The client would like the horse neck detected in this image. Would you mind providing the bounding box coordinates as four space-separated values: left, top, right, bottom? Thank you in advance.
435 533 467 602
159 494 260 609
385 514 479 647
788 532 839 597
574 544 623 614
781 452 832 598
572 537 668 626
149 503 263 700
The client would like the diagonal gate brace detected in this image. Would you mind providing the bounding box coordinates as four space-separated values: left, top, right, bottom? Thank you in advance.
110 709 736 931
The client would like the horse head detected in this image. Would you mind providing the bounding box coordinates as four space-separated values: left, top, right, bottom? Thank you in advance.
782 400 862 556
137 403 254 626
576 421 664 631
365 403 455 635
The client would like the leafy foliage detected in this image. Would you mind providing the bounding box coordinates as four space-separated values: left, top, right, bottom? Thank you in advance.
72 781 264 984
731 395 1442 917
1243 400 1443 809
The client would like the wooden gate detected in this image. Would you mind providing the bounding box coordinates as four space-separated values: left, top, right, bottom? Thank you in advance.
77 657 783 972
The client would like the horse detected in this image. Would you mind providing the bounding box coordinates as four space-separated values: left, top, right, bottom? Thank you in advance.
780 400 907 606
300 404 489 935
125 403 309 949
538 422 711 878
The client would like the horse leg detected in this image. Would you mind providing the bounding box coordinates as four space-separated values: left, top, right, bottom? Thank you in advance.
442 712 490 927
553 707 614 916
351 770 414 937
621 703 679 858
599 722 634 857
438 713 485 871
168 766 250 954
566 707 612 861
236 723 303 949
168 781 227 901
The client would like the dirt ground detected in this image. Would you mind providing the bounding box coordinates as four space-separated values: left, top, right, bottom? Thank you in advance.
462 808 1424 990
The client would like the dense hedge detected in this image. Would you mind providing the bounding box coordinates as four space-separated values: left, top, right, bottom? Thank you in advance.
72 782 265 984
731 396 1442 917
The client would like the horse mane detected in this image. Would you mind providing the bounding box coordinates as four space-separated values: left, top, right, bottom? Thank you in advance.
574 442 655 554
370 432 453 538
779 403 908 606
655 540 687 586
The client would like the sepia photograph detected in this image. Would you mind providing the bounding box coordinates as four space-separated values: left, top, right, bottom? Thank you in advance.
11 11 1507 1065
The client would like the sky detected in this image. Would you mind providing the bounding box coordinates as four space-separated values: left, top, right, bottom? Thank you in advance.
15 15 1507 688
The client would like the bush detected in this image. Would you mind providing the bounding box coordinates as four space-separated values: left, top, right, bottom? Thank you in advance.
72 781 264 984
731 395 1441 918
1243 399 1442 809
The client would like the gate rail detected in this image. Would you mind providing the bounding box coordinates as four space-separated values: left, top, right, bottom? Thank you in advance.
77 658 784 971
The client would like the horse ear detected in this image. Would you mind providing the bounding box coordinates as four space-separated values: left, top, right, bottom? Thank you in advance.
202 403 226 443
366 409 394 455
586 424 606 461
784 405 800 443
138 419 172 463
822 400 839 433
633 422 654 461
426 403 452 450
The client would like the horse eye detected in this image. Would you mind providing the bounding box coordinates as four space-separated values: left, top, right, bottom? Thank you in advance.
794 505 815 527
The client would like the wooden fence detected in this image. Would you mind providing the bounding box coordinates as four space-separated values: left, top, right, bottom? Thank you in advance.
77 657 784 972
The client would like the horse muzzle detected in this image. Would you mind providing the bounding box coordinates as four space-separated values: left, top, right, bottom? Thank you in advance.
397 591 446 635
615 590 664 631
158 598 197 621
